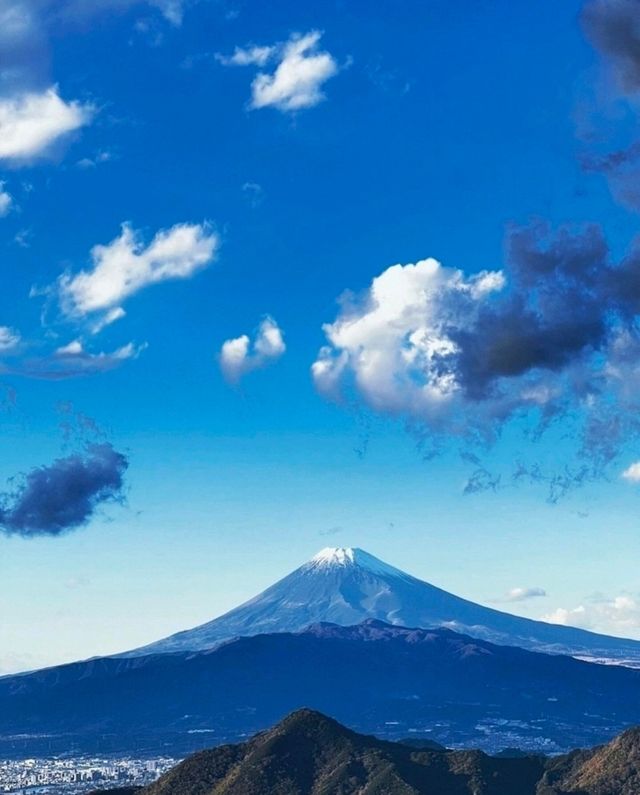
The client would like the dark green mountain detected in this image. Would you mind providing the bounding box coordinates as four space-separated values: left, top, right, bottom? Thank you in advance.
89 711 640 795
142 709 547 795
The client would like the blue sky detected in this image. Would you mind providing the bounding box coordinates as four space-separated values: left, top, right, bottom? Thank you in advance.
3 0 640 672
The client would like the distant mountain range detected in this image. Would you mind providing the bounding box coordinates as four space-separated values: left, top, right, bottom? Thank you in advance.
2 620 640 757
90 709 640 795
126 547 640 666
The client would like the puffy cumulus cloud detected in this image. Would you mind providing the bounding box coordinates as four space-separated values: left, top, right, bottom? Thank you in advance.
504 586 547 602
219 316 285 383
313 257 505 423
544 594 640 637
0 87 92 162
219 31 339 112
622 461 640 482
0 443 128 537
314 221 640 474
0 183 13 216
56 222 218 328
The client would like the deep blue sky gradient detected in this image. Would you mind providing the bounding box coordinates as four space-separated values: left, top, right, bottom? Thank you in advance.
2 0 640 672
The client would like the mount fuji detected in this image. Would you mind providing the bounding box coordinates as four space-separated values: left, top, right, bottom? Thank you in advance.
128 547 640 666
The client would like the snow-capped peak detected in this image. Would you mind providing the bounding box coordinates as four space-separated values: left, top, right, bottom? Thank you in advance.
124 544 640 668
311 547 357 566
306 547 407 578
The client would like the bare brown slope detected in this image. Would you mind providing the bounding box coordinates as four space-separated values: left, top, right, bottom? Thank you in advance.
541 727 640 794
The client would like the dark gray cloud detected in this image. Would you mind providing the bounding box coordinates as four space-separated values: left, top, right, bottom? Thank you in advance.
581 141 640 175
440 222 610 398
433 220 640 409
581 143 640 211
582 0 640 92
0 443 128 536
463 467 501 496
580 1 640 208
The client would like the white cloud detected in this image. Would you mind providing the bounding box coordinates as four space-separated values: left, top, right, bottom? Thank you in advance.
543 595 640 637
55 339 83 355
0 327 20 351
312 257 506 426
219 31 339 112
57 222 218 327
0 183 13 216
504 586 547 602
622 461 640 482
14 228 31 248
89 307 126 334
242 181 264 207
76 150 113 169
57 340 141 362
0 87 92 162
217 45 276 67
150 0 184 25
219 316 285 382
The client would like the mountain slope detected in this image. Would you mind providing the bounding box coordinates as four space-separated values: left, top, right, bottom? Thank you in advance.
89 712 640 795
541 727 640 794
142 709 546 795
2 620 640 756
127 547 640 666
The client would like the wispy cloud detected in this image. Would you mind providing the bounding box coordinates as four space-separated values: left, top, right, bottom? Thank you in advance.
54 222 219 329
37 0 188 28
25 341 145 379
503 586 547 603
242 181 264 207
216 44 275 67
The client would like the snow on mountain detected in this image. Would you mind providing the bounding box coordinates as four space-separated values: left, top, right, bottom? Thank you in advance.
125 547 640 665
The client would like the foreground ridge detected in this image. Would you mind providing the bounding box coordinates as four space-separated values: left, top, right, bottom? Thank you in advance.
89 709 640 795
